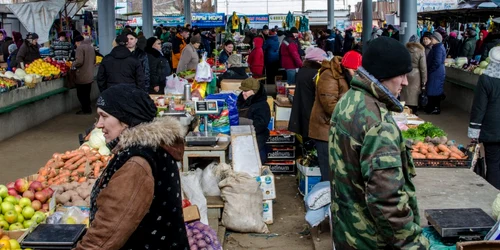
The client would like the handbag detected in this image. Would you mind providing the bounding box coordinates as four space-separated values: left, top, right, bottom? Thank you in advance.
418 87 428 107
65 69 77 89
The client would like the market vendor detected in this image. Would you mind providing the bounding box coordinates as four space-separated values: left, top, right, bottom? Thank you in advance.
16 32 41 68
237 78 271 164
74 85 189 250
218 40 234 64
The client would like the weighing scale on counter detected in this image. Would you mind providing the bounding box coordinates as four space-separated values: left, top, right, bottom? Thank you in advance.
425 208 496 244
20 224 87 249
185 100 219 147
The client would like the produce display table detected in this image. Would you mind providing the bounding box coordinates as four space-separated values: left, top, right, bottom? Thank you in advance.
182 140 231 172
414 168 497 226
0 79 65 113
444 67 479 113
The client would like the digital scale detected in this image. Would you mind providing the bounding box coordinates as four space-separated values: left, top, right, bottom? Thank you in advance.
185 100 219 147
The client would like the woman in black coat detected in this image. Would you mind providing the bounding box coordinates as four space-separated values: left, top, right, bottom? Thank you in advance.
237 78 271 164
288 47 327 140
469 47 500 189
145 37 172 94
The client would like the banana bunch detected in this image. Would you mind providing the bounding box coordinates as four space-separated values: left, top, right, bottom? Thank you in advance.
231 12 240 30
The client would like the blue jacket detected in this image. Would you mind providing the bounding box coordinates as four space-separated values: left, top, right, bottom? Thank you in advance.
325 34 336 54
263 35 280 64
426 43 446 97
218 50 230 64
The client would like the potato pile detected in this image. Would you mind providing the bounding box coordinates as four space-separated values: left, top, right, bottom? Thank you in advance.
51 179 96 207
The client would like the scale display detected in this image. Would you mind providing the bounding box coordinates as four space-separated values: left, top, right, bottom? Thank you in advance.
195 100 219 115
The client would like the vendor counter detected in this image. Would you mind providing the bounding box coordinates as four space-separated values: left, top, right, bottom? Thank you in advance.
444 67 479 114
0 69 100 141
414 168 497 226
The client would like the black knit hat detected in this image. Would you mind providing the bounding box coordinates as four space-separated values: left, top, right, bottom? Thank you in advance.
74 35 84 42
115 34 128 46
97 85 157 127
290 27 299 34
362 37 412 80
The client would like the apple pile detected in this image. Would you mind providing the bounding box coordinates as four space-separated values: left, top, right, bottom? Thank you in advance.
0 180 51 231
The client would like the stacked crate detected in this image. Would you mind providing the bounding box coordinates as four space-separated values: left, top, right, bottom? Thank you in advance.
265 131 296 174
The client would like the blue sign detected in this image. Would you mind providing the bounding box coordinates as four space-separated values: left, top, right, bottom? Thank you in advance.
154 16 185 27
192 13 225 28
245 14 269 24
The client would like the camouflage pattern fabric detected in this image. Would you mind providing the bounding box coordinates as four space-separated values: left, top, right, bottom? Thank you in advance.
329 67 429 249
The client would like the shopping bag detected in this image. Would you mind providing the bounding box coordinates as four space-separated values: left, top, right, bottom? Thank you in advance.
191 80 208 99
205 93 239 126
419 87 428 108
195 52 213 82
165 74 186 94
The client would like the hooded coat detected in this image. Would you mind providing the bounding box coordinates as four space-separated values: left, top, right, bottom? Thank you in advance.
75 117 189 250
97 46 145 92
329 67 429 249
446 36 461 59
146 45 171 93
248 37 264 77
131 48 150 90
475 30 489 56
461 37 477 60
401 42 427 106
426 43 446 97
325 32 336 54
288 60 322 138
280 35 303 70
263 35 280 64
237 83 271 163
73 38 96 85
309 57 349 142
176 43 199 73
343 30 355 54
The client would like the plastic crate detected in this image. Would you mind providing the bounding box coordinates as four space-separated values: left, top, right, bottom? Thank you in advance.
413 158 471 168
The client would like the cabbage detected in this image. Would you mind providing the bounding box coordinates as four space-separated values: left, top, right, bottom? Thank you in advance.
479 61 489 69
88 129 106 149
4 71 14 78
15 69 26 78
98 146 111 156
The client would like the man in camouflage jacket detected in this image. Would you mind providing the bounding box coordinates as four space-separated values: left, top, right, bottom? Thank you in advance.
329 37 429 249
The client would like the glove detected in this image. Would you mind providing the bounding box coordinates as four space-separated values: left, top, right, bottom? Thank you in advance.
239 117 253 125
468 122 481 139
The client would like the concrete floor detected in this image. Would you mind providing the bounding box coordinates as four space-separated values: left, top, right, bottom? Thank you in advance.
0 100 473 249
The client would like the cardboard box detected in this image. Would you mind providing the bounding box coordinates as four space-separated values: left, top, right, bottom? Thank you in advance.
298 161 322 196
267 146 296 159
274 120 289 130
4 229 28 241
183 205 201 223
266 160 296 174
221 79 243 91
255 166 276 200
263 200 273 224
275 105 292 121
267 96 275 113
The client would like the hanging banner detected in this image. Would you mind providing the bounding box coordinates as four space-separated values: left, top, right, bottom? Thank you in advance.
417 0 458 12
154 16 185 27
192 13 225 27
245 14 269 24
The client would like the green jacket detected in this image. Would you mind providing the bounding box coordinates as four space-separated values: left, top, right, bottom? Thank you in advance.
160 32 170 44
461 37 476 60
329 67 429 249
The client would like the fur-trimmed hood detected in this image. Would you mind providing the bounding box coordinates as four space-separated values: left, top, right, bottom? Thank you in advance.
118 116 186 160
406 42 424 52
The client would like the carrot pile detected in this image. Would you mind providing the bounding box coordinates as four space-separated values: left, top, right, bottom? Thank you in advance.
411 141 468 160
37 145 112 186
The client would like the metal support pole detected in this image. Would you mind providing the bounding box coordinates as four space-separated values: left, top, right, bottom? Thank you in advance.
97 0 115 55
184 0 191 25
362 0 372 53
142 0 153 37
399 0 417 44
327 0 334 29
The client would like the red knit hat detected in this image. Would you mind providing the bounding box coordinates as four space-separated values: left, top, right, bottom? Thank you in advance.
341 50 362 70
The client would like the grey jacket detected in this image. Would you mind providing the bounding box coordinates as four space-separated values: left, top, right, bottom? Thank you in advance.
176 44 199 73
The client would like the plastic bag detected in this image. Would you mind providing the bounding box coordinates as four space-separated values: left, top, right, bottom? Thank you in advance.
305 204 330 227
205 93 239 126
201 162 221 196
181 171 209 225
62 206 88 224
219 171 269 233
185 221 222 250
191 80 208 99
165 74 187 94
195 52 213 82
199 106 230 134
304 181 331 210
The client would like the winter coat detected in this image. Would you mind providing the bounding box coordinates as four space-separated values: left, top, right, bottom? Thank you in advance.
172 33 187 69
97 46 145 92
137 36 147 51
316 35 326 51
426 43 446 97
73 38 96 85
16 41 40 65
2 38 13 62
7 49 18 70
218 50 230 64
237 83 271 160
330 67 429 250
263 35 280 64
131 48 150 90
461 37 477 60
469 71 500 143
423 44 432 57
334 33 344 56
481 34 500 61
325 33 336 54
75 117 189 250
176 44 199 73
248 37 264 77
446 36 461 59
160 32 170 44
401 43 427 106
146 47 171 93
309 57 349 142
50 40 72 60
201 36 211 55
343 30 355 54
280 36 303 70
288 60 322 138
